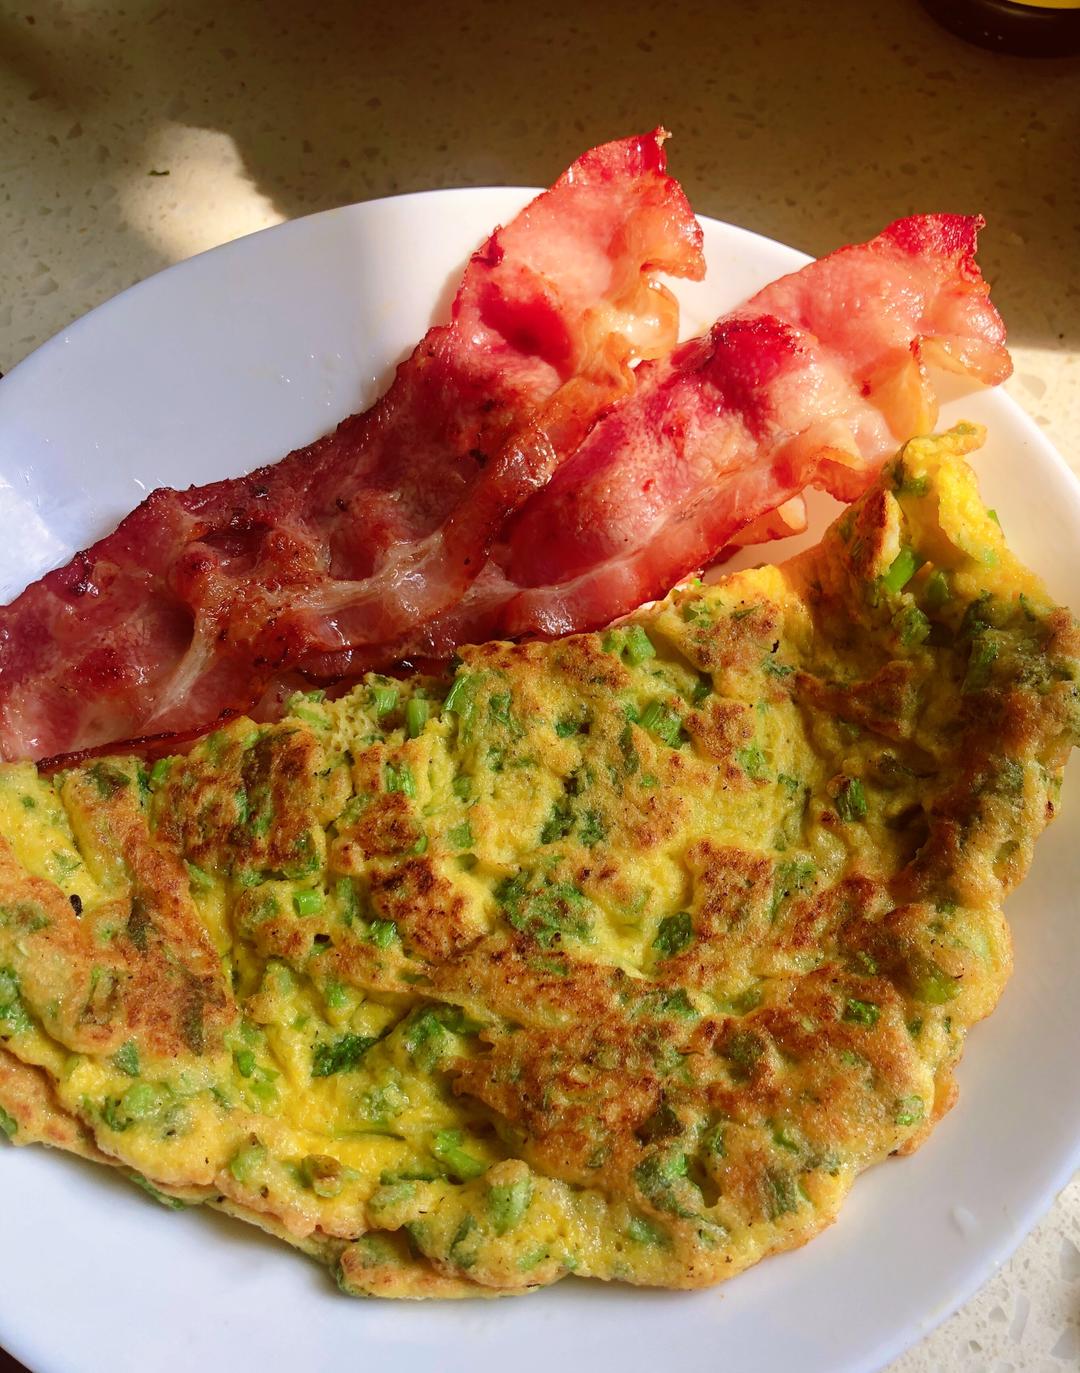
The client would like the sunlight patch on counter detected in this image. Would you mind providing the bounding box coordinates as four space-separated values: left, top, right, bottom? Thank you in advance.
120 124 284 264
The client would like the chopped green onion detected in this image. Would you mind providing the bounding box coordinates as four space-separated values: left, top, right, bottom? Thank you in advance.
835 777 868 822
121 1082 165 1120
404 698 429 738
772 1122 801 1152
249 810 272 838
653 911 693 959
649 988 699 1021
769 858 815 920
907 959 961 1004
723 1029 765 1078
895 1094 925 1127
185 861 213 891
639 699 683 748
623 624 657 665
323 979 349 1010
128 1173 187 1208
488 692 514 727
764 1169 801 1219
312 1033 377 1078
716 984 764 1016
149 757 172 786
964 636 999 693
443 674 474 714
635 1105 684 1147
881 546 921 594
736 745 768 779
923 569 950 610
540 797 573 845
367 919 398 949
487 1176 533 1234
228 1140 267 1182
370 682 399 717
842 998 879 1027
702 1122 725 1158
403 1008 448 1069
336 877 361 925
960 593 993 639
384 761 416 796
897 605 931 647
578 808 606 847
447 821 474 850
432 1128 487 1181
627 1215 667 1246
233 1049 256 1078
299 1153 345 1198
112 1041 140 1077
293 889 324 917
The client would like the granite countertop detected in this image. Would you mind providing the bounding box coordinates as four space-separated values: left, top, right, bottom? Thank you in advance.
1 2 1078 1368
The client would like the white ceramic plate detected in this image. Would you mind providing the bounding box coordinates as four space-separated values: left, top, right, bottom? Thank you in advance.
1 191 1079 1373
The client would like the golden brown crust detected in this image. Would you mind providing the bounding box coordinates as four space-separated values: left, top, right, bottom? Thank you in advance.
367 858 481 962
0 816 232 1060
0 1045 111 1159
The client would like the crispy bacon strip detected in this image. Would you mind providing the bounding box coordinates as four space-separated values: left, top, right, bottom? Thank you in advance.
0 132 704 761
319 213 1009 661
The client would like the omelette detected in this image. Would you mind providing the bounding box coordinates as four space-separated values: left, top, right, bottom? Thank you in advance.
0 426 1077 1298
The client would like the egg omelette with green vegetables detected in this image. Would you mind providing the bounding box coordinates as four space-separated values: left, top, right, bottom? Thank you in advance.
0 427 1077 1297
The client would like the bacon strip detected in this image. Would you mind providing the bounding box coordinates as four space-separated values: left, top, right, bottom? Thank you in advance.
321 213 1009 661
0 132 704 762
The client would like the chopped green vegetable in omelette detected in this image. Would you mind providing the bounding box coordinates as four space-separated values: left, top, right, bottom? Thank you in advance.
0 427 1077 1299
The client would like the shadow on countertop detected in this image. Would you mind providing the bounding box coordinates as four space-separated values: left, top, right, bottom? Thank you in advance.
1 0 1078 369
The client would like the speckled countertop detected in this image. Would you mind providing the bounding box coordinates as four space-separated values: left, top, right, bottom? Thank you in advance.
0 2 1078 1369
